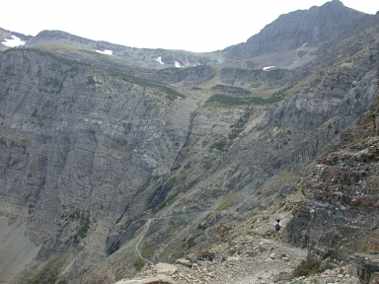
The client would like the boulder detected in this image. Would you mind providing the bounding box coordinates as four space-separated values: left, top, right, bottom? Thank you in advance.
154 263 178 275
175 258 193 268
115 275 176 284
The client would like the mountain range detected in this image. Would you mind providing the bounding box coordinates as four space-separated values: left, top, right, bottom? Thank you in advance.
0 1 378 283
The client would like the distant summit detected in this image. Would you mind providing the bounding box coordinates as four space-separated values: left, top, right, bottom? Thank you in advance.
224 0 372 59
0 0 375 70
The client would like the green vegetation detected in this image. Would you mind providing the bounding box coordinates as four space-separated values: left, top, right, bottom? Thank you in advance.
141 243 155 259
65 210 91 239
206 93 284 106
77 213 91 239
133 258 145 272
229 113 249 141
156 176 179 210
18 257 67 284
292 258 321 278
113 72 185 101
216 192 240 211
249 81 262 88
159 238 186 261
157 192 179 210
216 198 234 211
210 138 229 152
166 176 177 188
0 135 31 147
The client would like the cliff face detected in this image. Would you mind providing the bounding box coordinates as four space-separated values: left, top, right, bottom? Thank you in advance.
0 2 378 284
0 48 195 283
286 106 379 283
85 16 378 283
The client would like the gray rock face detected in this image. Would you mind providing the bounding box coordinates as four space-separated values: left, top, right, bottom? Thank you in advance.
286 136 379 283
0 3 377 284
284 42 379 284
0 48 194 282
225 0 372 59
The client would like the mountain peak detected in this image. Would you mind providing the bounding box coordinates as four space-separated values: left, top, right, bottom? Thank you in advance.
28 30 92 45
224 0 371 59
323 0 344 6
318 0 347 12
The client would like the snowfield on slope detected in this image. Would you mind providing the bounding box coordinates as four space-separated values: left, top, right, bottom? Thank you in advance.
155 56 164 65
96 49 113 55
262 66 277 71
174 61 183 68
1 35 26 48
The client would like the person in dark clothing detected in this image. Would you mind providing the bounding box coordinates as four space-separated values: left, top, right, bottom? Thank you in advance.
274 219 281 232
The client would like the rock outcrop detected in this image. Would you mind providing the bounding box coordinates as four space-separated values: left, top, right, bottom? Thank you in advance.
224 0 372 59
0 1 378 283
287 103 379 283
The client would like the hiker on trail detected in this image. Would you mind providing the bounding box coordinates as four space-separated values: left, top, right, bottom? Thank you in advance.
274 219 281 232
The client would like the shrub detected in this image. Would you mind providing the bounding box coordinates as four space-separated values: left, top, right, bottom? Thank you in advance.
206 93 284 106
216 192 239 211
78 213 90 239
134 258 145 272
292 258 321 278
210 139 229 152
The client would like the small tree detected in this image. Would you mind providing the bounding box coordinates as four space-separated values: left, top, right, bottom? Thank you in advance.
368 111 377 135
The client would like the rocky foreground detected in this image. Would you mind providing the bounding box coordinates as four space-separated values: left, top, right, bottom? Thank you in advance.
116 115 379 284
115 236 362 283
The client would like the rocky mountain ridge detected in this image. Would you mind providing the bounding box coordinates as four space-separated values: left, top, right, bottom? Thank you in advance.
2 0 376 70
0 1 378 283
225 0 369 54
0 28 218 69
224 0 376 69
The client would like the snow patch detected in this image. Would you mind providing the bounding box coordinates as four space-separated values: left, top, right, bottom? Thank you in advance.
262 66 277 72
1 35 26 48
174 61 183 68
96 49 113 56
155 56 164 65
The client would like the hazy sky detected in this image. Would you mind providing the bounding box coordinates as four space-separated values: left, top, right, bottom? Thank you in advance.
0 0 377 52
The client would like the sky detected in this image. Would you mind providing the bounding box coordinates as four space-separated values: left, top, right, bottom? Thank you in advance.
0 0 377 52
